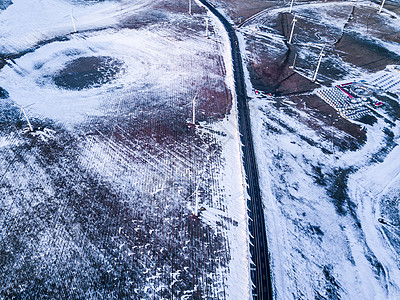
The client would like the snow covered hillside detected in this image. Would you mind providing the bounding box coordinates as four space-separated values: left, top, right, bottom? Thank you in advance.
236 1 400 299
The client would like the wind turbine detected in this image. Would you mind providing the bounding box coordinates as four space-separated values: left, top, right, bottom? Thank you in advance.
16 104 34 132
70 8 77 33
191 92 198 126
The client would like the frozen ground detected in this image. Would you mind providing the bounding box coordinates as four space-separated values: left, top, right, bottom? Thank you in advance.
203 0 400 299
238 1 400 299
0 0 250 298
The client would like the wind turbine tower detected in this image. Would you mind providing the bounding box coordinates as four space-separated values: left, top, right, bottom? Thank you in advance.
70 9 77 33
289 53 297 69
312 46 325 82
18 106 33 132
288 15 297 44
194 182 199 216
289 0 295 13
192 93 197 125
378 0 386 13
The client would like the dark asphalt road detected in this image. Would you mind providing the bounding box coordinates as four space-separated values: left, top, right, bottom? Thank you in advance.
198 1 273 299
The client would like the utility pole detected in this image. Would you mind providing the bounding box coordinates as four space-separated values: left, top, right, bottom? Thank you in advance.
205 19 209 38
289 0 294 13
189 0 192 15
378 0 386 13
70 9 77 33
288 15 297 44
312 46 325 82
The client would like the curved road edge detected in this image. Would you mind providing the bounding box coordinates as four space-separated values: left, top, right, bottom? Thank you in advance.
198 1 273 299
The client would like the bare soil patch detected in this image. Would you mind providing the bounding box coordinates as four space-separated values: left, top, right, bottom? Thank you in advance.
53 56 124 90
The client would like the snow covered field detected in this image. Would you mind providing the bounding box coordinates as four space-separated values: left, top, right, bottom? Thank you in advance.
251 98 400 298
0 0 250 298
3 0 400 298
235 1 400 299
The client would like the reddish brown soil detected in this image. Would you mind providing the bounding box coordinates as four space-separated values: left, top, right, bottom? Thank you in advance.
240 2 400 145
0 1 235 298
211 0 348 24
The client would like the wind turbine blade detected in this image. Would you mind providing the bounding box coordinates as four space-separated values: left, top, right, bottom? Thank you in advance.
24 103 35 109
